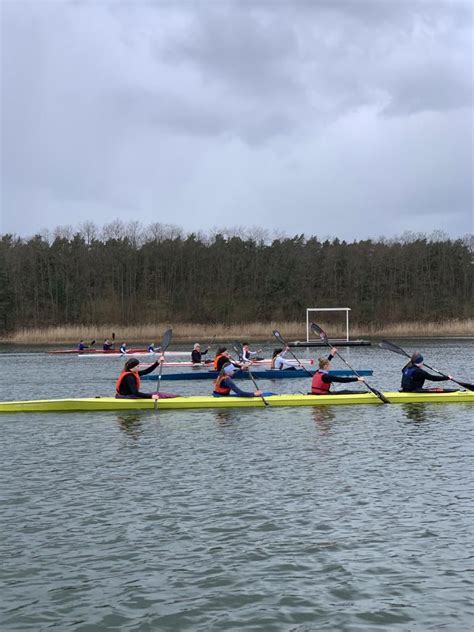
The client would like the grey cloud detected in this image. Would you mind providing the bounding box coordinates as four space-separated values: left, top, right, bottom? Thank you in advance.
0 0 472 239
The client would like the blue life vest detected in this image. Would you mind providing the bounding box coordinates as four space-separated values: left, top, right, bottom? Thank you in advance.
401 365 419 390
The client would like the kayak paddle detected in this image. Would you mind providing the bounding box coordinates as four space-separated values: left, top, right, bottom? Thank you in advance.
272 329 313 376
311 322 390 404
232 342 269 406
379 339 474 392
155 328 173 410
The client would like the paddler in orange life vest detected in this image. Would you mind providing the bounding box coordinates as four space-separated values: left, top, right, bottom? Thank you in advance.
213 347 243 371
116 357 163 399
213 362 262 398
311 348 366 394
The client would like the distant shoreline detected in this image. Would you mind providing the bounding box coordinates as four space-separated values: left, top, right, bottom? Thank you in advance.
1 319 473 344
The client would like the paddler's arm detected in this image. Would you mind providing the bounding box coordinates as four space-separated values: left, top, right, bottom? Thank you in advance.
138 360 160 376
418 368 452 382
324 374 365 384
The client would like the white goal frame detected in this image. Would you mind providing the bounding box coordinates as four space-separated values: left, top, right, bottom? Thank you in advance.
306 307 351 342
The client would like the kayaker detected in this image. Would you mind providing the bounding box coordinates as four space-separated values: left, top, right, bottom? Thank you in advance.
213 362 262 398
119 342 127 354
116 357 163 399
401 354 453 392
213 347 242 371
241 342 263 362
147 343 162 353
103 338 113 351
191 343 209 364
77 340 88 351
271 347 298 370
311 348 366 394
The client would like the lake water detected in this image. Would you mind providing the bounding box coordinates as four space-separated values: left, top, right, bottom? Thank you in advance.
1 339 473 630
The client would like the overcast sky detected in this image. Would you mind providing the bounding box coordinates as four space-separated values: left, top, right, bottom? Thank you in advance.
1 0 472 241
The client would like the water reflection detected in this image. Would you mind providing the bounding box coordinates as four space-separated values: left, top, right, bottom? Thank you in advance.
400 404 429 423
312 406 336 432
212 409 237 427
116 413 144 439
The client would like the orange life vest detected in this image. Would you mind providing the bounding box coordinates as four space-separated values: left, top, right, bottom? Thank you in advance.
213 354 226 370
116 370 140 395
311 370 331 394
213 373 231 395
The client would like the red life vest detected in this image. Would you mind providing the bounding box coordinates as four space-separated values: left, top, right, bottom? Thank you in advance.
214 374 231 395
116 370 140 395
311 370 331 394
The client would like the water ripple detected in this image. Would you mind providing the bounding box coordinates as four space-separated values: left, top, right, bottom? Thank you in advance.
1 342 473 630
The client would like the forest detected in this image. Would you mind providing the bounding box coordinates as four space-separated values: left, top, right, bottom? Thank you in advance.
0 221 472 334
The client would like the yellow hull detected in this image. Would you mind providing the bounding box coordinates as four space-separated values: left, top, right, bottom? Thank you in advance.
0 391 472 413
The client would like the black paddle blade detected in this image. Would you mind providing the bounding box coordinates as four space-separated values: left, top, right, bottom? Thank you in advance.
310 322 329 344
232 341 243 356
368 385 391 404
272 329 286 345
90 340 96 346
161 328 173 353
112 332 115 341
379 340 411 358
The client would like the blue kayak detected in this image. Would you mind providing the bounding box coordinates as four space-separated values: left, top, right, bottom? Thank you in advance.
142 369 373 381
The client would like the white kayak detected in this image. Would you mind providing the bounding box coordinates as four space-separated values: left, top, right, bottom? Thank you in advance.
77 350 196 358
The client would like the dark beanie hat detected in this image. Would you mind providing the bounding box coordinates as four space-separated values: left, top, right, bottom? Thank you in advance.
125 358 140 371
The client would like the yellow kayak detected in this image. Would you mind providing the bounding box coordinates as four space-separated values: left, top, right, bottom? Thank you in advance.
0 391 472 413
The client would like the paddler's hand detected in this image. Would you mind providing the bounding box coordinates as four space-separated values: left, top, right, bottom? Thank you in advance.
357 377 366 382
254 390 262 396
152 393 160 400
330 347 338 356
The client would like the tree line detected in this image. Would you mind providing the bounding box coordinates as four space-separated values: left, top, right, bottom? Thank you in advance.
0 221 472 333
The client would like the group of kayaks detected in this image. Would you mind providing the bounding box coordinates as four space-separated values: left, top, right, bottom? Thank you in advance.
6 334 470 414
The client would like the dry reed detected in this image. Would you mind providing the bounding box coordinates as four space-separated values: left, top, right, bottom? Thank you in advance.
2 319 473 345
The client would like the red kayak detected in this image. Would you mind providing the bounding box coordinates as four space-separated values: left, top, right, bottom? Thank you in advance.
49 348 149 355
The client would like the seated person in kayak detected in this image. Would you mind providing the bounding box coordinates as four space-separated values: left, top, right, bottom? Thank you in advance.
241 342 263 362
77 339 89 351
213 347 243 371
148 343 161 353
213 362 262 398
311 348 365 394
401 354 453 392
271 347 298 370
191 343 209 364
119 342 127 354
103 338 114 351
116 357 164 399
